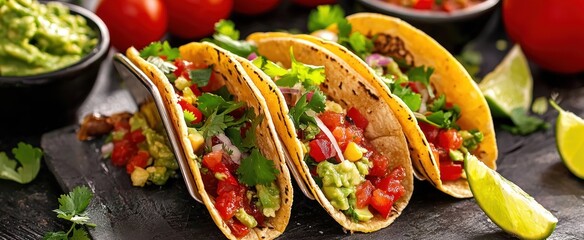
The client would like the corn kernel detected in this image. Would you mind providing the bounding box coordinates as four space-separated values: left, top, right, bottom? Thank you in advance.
344 142 366 162
188 132 204 152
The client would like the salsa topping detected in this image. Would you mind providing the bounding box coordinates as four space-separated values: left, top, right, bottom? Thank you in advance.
308 6 485 182
140 42 281 238
253 49 406 223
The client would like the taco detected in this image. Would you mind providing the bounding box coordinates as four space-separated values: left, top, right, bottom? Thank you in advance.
126 41 292 240
235 37 414 232
248 12 498 198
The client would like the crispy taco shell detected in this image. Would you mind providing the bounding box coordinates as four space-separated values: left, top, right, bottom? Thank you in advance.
237 37 414 232
126 42 292 240
249 12 498 198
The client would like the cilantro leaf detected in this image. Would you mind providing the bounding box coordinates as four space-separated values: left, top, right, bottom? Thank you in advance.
288 90 326 129
215 20 240 40
407 66 435 98
196 94 246 139
308 5 346 32
429 94 446 112
502 107 549 135
189 66 213 87
346 32 373 58
0 142 42 184
140 41 180 61
390 83 422 112
198 110 229 140
70 228 90 240
237 149 279 186
241 114 261 152
252 57 288 78
424 107 461 129
43 231 68 240
337 19 352 40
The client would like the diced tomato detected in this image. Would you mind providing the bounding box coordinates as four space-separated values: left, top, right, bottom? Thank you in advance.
355 180 375 208
173 59 191 78
332 126 364 151
413 0 433 10
126 150 149 173
314 130 328 140
111 139 137 167
441 1 455 12
130 130 146 143
370 189 394 219
201 170 218 197
178 99 203 124
346 107 369 130
440 161 463 181
217 176 243 196
368 153 390 177
389 166 406 181
188 84 202 97
419 121 439 143
226 219 250 238
308 139 337 162
437 129 463 150
319 111 345 131
375 177 405 201
202 150 224 172
200 73 222 92
215 190 243 220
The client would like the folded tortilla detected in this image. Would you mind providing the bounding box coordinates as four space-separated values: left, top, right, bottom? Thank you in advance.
237 37 414 232
248 12 498 198
126 42 292 240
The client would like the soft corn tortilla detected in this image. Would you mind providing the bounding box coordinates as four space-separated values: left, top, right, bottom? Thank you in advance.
126 42 292 240
237 38 414 232
249 12 498 198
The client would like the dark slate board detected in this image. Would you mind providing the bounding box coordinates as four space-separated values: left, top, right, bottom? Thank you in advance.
40 89 584 240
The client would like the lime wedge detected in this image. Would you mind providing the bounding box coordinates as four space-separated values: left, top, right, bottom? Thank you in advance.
550 101 584 179
464 154 558 239
479 45 532 118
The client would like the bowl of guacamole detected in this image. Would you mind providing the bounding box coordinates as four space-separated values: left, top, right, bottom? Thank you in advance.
0 0 110 133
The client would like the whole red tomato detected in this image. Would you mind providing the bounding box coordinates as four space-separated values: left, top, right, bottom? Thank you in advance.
96 0 167 51
293 0 336 7
164 0 233 39
503 0 584 73
234 0 280 15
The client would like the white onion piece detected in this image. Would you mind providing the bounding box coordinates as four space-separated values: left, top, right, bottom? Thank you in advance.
314 117 346 162
311 30 338 42
225 145 242 164
211 144 224 153
216 133 232 146
205 137 213 149
101 142 113 157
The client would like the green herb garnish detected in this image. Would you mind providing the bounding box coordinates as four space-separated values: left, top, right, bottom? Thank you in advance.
0 142 42 184
44 186 95 240
237 149 279 186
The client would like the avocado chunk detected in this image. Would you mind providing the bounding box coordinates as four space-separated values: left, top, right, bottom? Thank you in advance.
353 207 374 222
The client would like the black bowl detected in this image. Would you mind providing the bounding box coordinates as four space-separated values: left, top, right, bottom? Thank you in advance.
357 0 500 53
0 2 110 135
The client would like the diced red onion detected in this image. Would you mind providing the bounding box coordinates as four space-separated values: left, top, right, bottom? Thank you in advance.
247 52 258 61
101 142 113 157
216 133 232 146
365 54 392 67
225 145 242 164
314 116 346 162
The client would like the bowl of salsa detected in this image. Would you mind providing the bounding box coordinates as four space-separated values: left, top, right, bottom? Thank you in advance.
0 0 110 134
357 0 500 52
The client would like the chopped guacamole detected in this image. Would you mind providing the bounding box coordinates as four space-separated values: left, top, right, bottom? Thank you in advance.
0 0 97 76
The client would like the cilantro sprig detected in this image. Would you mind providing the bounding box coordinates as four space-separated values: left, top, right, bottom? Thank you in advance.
195 93 247 139
237 149 279 186
308 5 346 32
252 48 326 89
140 41 180 61
502 107 549 135
289 90 326 130
44 186 95 240
0 142 42 184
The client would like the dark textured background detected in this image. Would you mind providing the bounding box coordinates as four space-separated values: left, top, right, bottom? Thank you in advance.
1 1 584 239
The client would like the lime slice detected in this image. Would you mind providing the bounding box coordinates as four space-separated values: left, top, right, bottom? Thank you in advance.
550 101 584 179
464 154 558 239
479 45 532 118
